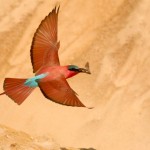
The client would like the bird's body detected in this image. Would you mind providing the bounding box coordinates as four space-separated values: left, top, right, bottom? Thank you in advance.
24 65 78 87
0 6 91 108
36 65 78 81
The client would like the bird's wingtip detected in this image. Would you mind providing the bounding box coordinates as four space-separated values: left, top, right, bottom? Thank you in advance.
0 92 5 95
53 5 60 13
57 5 60 13
87 106 94 109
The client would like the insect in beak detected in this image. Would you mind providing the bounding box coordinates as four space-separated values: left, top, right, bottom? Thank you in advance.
78 62 91 74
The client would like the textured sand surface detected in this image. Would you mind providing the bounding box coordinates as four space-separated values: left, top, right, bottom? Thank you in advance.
0 125 60 150
0 125 94 150
0 0 150 149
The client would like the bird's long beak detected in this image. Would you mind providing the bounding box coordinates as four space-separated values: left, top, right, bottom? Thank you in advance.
78 62 91 74
78 68 91 74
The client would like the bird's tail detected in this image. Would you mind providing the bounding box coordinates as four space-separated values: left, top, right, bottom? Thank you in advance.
0 78 36 105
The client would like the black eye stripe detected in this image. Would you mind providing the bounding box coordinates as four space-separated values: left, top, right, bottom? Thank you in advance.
68 65 79 71
69 68 79 71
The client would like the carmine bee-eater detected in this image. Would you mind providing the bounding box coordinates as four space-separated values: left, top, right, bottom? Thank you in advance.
0 6 91 108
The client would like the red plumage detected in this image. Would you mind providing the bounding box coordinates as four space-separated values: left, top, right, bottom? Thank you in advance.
0 6 91 108
1 78 35 105
31 6 60 73
39 76 85 107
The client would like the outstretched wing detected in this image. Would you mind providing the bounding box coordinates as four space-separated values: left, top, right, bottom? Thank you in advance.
38 77 86 108
31 6 60 73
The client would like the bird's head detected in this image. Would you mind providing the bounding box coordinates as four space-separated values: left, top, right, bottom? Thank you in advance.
68 62 91 74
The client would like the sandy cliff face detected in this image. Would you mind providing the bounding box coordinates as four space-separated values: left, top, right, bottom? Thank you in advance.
0 0 150 149
0 125 94 150
0 125 60 150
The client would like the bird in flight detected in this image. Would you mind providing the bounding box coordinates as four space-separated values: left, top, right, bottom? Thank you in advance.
0 6 91 108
